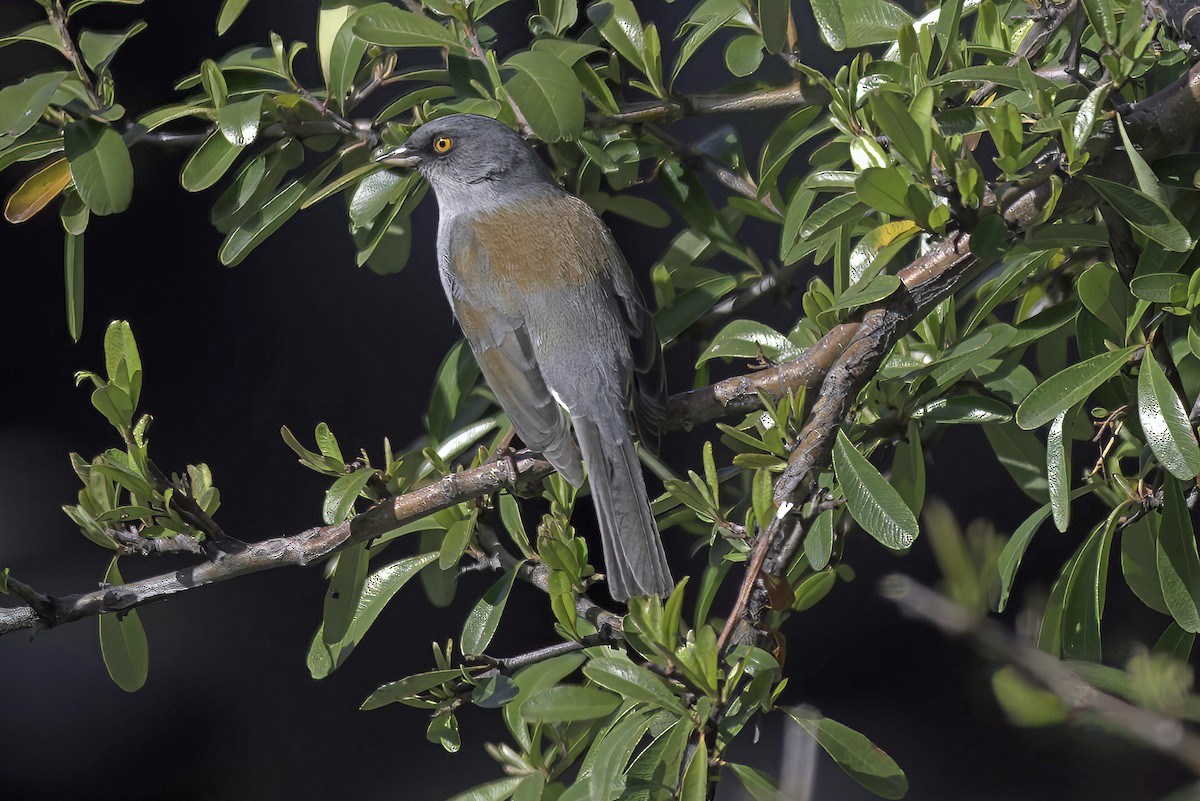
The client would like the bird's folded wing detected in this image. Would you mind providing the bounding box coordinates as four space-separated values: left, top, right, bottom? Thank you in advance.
453 295 584 486
604 253 667 452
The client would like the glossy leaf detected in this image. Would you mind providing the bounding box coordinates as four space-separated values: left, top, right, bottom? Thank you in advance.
983 423 1048 502
65 230 84 341
64 120 133 215
809 0 913 49
1061 515 1116 661
460 568 519 657
1015 346 1138 430
0 72 66 147
180 131 243 192
1046 411 1071 532
216 0 251 34
217 95 264 147
1138 352 1200 480
832 430 919 550
786 709 907 799
354 7 465 50
322 541 369 645
1157 478 1200 632
98 559 149 692
504 51 584 142
519 685 621 722
1084 176 1193 252
583 657 685 714
308 552 440 678
361 668 465 710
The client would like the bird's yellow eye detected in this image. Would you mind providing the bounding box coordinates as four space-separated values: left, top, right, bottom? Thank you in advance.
433 136 454 154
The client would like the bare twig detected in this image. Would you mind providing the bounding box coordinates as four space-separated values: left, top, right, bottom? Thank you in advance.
648 124 781 215
882 574 1200 776
593 82 819 125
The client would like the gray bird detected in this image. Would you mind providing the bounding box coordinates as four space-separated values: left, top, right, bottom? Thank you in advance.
376 114 673 600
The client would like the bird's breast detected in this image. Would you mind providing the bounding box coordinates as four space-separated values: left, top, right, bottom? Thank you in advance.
457 194 610 295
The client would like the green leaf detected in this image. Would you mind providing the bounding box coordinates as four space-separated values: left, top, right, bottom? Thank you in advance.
654 275 738 342
79 20 146 73
832 429 919 550
322 541 369 645
460 568 519 657
64 230 84 342
758 106 825 196
98 559 149 692
0 72 66 146
724 33 764 77
1138 351 1200 480
891 425 925 517
103 319 141 399
786 709 907 799
759 0 790 53
728 763 779 801
1046 410 1071 532
1084 176 1193 253
1015 346 1138 430
1121 513 1169 616
445 778 523 801
440 517 474 569
217 94 264 147
64 119 133 216
1079 0 1116 45
327 3 393 108
587 0 648 75
696 319 800 366
180 131 243 192
809 0 912 49
806 509 834 570
1154 622 1195 662
67 0 146 14
0 22 66 55
308 552 440 678
586 708 654 801
1130 273 1190 304
855 167 913 218
1076 262 1131 339
870 91 930 176
504 651 586 747
361 668 465 710
504 50 584 142
1061 514 1116 661
353 7 465 50
911 395 1013 425
995 497 1059 613
679 734 708 801
217 0 251 34
322 467 375 525
220 155 340 266
983 423 1048 502
583 657 685 714
1157 478 1200 632
519 684 621 722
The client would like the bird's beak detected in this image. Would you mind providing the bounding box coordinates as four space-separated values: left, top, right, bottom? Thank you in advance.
373 143 421 169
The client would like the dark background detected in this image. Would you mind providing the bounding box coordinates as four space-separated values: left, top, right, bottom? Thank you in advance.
0 2 1189 799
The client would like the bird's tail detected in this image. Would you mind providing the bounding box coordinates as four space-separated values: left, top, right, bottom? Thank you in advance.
573 409 673 601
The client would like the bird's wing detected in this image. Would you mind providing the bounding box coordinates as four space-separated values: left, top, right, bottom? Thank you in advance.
601 238 667 452
445 224 585 486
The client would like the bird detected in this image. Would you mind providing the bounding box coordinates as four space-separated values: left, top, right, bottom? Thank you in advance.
375 114 673 601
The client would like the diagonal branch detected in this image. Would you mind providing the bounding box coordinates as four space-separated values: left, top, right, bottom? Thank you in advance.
718 60 1200 649
883 574 1200 776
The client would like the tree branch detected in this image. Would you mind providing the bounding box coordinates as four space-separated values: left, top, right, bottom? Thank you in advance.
882 574 1200 776
719 60 1200 649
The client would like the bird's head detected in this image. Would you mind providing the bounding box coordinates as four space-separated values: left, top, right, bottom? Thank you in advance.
373 114 550 206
